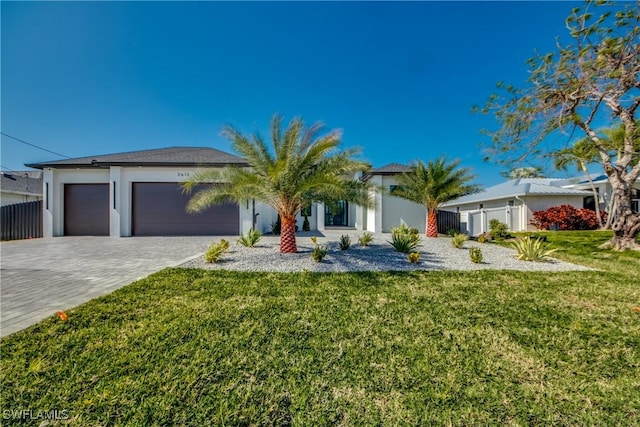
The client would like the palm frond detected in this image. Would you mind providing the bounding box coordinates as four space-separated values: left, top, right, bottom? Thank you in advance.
186 114 375 223
393 157 481 210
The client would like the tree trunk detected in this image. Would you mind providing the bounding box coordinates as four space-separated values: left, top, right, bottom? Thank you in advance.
603 193 617 230
279 216 298 253
426 210 438 237
599 181 640 251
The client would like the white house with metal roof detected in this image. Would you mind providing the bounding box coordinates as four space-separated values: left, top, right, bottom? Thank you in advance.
441 178 600 235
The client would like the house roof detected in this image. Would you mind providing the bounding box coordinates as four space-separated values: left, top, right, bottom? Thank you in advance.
369 163 412 174
442 178 592 207
25 146 248 169
361 163 412 180
1 171 43 196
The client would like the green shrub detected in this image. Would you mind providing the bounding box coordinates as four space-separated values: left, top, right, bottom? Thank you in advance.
310 236 318 245
302 215 311 231
511 236 558 262
489 219 511 240
237 229 261 248
476 232 491 243
452 233 468 249
390 224 421 253
469 247 483 264
311 245 328 262
407 252 421 264
204 239 230 263
339 235 351 250
358 231 374 247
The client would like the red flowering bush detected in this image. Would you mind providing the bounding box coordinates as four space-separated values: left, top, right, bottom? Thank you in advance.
531 205 606 230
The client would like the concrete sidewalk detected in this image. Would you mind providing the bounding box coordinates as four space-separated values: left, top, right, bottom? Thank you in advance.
0 236 221 337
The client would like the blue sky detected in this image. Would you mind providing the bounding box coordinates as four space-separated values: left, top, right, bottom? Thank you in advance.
2 1 585 186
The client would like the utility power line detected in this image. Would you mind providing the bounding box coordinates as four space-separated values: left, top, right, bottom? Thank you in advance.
1 132 72 159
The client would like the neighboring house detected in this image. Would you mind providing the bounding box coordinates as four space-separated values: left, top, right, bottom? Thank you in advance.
1 171 43 207
440 177 626 236
554 173 640 214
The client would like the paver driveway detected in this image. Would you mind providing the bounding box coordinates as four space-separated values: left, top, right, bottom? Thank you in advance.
0 236 220 337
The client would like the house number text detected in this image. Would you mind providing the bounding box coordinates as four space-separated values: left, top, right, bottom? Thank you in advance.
178 172 191 177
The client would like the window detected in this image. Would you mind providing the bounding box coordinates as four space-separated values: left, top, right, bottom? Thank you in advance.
479 204 484 209
301 204 312 217
508 200 514 207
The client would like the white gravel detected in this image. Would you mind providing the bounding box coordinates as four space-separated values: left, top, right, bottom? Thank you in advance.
179 231 592 273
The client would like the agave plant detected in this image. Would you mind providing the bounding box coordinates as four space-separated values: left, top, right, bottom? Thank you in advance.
339 235 351 250
358 231 374 247
511 236 558 262
204 239 230 263
389 224 420 253
237 229 261 248
451 233 468 249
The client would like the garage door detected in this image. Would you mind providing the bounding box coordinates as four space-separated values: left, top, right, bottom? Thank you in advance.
64 184 109 236
132 183 239 236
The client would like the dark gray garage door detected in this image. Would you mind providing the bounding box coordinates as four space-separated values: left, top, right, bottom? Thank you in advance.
64 184 109 236
132 182 239 236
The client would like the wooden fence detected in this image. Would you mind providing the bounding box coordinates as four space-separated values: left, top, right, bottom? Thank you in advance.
1 201 43 241
437 210 460 234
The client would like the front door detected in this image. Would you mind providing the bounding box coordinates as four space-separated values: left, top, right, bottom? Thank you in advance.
325 200 348 226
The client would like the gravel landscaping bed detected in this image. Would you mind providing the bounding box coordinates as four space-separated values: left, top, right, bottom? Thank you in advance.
180 232 593 273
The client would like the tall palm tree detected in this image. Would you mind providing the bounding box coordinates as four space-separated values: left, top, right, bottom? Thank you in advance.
392 158 481 237
183 115 373 253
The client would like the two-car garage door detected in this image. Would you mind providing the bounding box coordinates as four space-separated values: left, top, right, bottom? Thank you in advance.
63 182 239 236
131 183 239 236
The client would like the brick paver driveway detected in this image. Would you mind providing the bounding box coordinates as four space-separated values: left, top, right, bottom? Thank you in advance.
0 236 220 337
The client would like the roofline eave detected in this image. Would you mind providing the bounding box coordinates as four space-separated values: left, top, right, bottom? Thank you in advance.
24 162 250 170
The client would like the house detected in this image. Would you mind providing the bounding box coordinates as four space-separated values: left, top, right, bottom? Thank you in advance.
440 177 639 236
1 171 43 207
27 148 436 238
25 146 360 238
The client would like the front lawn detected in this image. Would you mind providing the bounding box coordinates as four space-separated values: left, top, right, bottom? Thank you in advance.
1 232 639 425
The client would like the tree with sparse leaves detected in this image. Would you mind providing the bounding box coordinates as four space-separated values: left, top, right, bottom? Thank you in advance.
478 0 640 250
502 167 545 179
183 115 373 253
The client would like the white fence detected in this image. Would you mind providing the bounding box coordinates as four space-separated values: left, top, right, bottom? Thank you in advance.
462 206 522 236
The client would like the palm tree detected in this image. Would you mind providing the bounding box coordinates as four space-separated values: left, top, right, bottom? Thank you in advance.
554 138 605 228
392 158 481 237
183 115 373 253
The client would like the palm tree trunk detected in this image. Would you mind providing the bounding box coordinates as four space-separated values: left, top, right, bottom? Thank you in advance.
280 216 298 253
427 210 438 237
581 162 604 228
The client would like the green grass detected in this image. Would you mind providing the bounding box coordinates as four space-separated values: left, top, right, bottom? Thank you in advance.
1 231 639 425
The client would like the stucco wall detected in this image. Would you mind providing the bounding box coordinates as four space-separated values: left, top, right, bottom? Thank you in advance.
380 176 425 233
45 165 326 237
